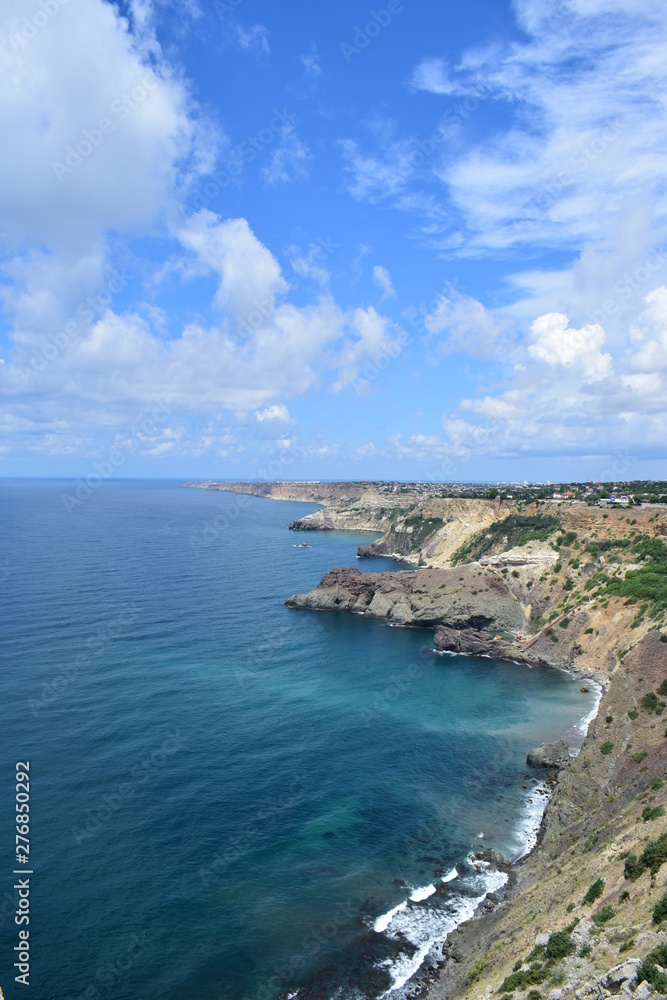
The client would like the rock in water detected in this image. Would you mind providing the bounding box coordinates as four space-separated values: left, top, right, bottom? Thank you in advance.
526 740 571 769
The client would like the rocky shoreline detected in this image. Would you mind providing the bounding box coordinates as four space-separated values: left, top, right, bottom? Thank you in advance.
282 522 667 999
285 565 609 685
412 629 667 1000
188 482 667 1000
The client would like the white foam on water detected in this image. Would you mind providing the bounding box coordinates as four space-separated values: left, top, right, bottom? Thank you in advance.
511 779 550 860
575 680 603 743
409 884 436 902
442 867 458 883
374 900 408 933
375 868 508 997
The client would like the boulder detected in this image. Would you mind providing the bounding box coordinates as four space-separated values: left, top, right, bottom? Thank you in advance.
480 848 512 869
526 740 571 769
604 960 640 989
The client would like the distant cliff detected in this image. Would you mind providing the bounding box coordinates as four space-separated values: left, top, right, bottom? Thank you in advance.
283 497 667 1000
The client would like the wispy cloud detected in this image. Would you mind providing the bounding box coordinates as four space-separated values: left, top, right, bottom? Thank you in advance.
408 57 456 95
262 126 311 185
231 22 270 57
372 265 396 301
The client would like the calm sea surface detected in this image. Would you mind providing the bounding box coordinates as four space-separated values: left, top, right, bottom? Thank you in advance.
0 480 596 1000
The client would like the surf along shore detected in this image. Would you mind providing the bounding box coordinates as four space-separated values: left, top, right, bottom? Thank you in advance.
185 481 667 1000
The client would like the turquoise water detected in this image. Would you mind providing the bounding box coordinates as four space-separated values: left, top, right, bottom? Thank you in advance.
0 481 596 1000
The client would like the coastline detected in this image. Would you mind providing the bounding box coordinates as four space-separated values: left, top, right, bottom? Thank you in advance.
185 483 667 1000
365 663 603 1000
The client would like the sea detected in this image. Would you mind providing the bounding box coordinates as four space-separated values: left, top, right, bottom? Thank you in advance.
0 480 598 1000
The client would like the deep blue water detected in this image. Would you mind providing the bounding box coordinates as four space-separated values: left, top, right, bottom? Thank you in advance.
0 480 596 1000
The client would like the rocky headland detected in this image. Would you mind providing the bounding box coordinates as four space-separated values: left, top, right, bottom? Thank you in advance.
186 480 667 1000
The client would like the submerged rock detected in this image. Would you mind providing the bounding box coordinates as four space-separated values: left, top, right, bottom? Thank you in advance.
526 740 571 769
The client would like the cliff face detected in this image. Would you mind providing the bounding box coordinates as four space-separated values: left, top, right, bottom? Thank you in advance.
282 494 667 1000
424 630 667 1000
188 479 667 999
292 496 510 567
286 564 527 634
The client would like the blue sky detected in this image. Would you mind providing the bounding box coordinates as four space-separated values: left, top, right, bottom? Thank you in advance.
1 0 667 482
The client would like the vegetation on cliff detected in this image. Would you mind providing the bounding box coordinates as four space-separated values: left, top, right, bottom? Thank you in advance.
451 514 559 565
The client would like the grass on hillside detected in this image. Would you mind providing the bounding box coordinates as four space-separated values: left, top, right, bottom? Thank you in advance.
601 536 667 612
451 515 559 565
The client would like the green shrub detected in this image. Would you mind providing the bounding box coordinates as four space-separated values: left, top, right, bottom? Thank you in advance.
566 902 575 912
546 929 576 960
642 692 660 713
467 951 490 983
600 740 613 755
619 938 636 953
559 616 571 627
451 514 560 565
653 893 667 924
592 905 616 925
628 708 639 720
632 749 648 763
651 777 664 790
499 965 548 994
638 943 667 993
658 679 667 696
603 536 667 613
579 944 592 958
643 805 665 822
582 878 604 905
624 853 643 880
624 832 667 880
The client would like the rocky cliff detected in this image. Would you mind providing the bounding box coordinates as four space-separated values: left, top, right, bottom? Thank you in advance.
282 496 667 1000
420 629 667 1000
188 479 667 1000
